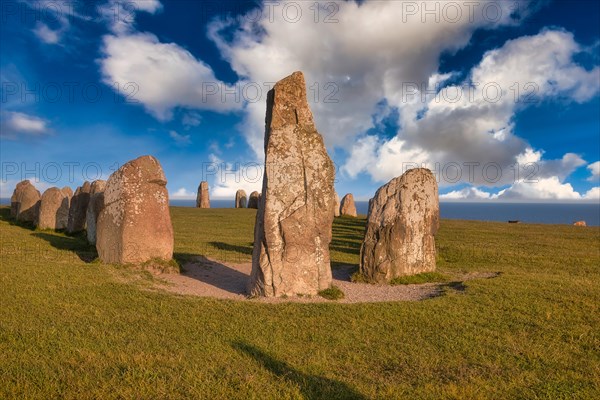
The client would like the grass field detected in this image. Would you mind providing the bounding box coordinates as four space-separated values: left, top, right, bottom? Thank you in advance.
1 206 599 399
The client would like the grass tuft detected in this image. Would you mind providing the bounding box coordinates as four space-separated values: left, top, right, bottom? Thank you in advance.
318 285 345 300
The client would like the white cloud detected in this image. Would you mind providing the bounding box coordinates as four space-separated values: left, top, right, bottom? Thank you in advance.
169 130 191 146
170 187 195 199
207 154 262 199
584 187 600 200
100 32 242 120
208 0 527 157
342 135 431 181
1 111 50 139
587 161 600 182
33 22 62 44
340 29 598 190
98 0 163 34
441 187 496 200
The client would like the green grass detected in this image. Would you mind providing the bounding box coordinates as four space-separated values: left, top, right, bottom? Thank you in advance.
390 272 450 285
1 206 599 399
318 285 345 300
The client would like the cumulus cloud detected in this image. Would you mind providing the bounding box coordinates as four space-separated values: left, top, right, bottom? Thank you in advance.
441 187 495 200
100 32 242 120
588 161 600 182
208 0 528 156
342 29 599 188
1 111 51 139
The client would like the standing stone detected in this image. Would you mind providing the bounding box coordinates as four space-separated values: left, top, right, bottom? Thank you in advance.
67 181 91 234
62 186 73 199
36 187 70 230
340 193 357 217
334 192 341 217
10 181 29 218
96 155 173 264
196 181 210 208
359 168 439 283
249 71 336 297
14 180 41 223
86 180 106 244
235 189 247 208
248 191 260 209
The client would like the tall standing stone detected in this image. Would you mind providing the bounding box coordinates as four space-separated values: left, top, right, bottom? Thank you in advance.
86 180 106 244
67 181 91 233
248 191 260 209
235 189 247 208
13 180 41 223
196 181 210 208
359 168 439 283
249 71 336 297
96 155 173 264
36 187 70 230
340 193 357 217
334 192 341 217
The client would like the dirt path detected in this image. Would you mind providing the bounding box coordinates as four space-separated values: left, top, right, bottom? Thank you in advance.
153 257 500 304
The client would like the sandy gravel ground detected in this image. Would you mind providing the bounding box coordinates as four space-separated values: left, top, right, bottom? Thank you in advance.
154 257 499 304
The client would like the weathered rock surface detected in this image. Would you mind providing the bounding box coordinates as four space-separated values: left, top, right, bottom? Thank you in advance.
96 155 173 264
249 71 336 297
67 181 91 233
235 189 247 208
62 186 73 199
334 192 340 217
10 181 28 218
340 193 357 217
248 191 260 209
13 180 41 223
359 168 439 283
573 220 587 227
36 187 70 230
86 180 106 244
196 181 210 208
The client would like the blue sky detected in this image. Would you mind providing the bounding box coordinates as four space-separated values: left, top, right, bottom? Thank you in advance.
1 0 599 202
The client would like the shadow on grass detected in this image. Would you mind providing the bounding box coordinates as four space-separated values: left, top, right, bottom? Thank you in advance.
232 341 366 399
174 253 249 295
0 207 37 230
31 232 97 262
208 241 253 256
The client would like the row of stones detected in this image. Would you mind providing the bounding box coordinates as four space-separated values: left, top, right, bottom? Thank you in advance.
9 71 439 298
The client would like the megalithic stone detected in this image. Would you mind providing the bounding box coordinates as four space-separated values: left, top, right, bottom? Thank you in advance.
359 168 440 283
249 71 336 297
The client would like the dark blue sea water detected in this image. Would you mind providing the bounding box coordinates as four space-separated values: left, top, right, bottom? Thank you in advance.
168 200 600 226
3 198 598 226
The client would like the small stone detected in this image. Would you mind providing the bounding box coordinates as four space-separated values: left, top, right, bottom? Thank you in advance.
248 191 260 209
340 193 357 217
235 189 247 208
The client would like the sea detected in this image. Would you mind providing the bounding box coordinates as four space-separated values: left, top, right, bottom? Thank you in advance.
3 198 598 226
